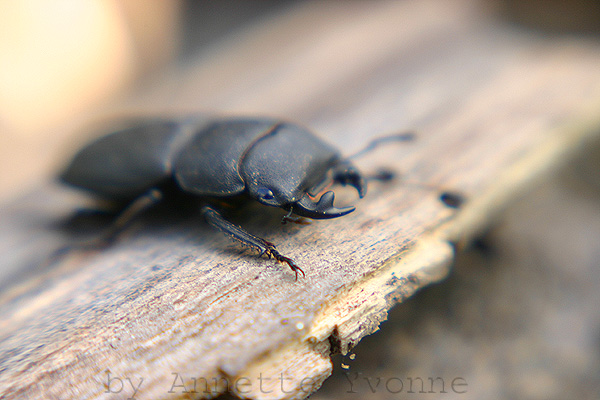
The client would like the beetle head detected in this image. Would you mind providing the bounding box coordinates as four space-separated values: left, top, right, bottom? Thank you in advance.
241 123 363 219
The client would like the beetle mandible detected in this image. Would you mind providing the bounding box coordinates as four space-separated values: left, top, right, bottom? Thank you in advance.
61 116 412 279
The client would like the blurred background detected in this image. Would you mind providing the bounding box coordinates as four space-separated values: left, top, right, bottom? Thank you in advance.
1 1 600 399
0 0 300 202
3 0 600 203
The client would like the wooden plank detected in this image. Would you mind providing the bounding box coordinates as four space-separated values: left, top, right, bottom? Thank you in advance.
2 0 600 399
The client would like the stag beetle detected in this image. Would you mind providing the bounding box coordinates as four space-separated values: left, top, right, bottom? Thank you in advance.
61 116 413 279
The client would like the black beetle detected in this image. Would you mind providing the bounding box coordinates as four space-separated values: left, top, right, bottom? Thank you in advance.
61 116 412 279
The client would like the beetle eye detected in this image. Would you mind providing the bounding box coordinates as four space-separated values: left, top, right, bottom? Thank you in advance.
257 187 274 201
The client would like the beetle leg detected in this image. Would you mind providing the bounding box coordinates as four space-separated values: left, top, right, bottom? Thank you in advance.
281 215 311 225
75 188 164 248
281 206 311 225
44 188 164 267
108 189 164 238
364 168 396 182
201 205 305 280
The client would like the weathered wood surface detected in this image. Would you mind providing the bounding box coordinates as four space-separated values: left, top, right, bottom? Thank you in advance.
2 1 600 399
311 168 600 400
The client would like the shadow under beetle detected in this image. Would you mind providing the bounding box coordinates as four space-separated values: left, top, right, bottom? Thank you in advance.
60 116 413 280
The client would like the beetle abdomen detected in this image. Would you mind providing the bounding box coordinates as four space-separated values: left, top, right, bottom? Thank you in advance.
60 120 183 199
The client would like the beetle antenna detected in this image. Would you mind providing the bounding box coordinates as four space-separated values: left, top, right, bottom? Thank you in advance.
348 132 414 160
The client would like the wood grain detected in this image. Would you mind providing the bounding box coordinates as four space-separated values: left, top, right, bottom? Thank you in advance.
2 1 600 399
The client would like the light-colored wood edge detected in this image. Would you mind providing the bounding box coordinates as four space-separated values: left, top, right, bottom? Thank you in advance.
229 103 600 400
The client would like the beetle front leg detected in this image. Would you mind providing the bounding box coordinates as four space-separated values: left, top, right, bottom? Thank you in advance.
201 205 305 280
